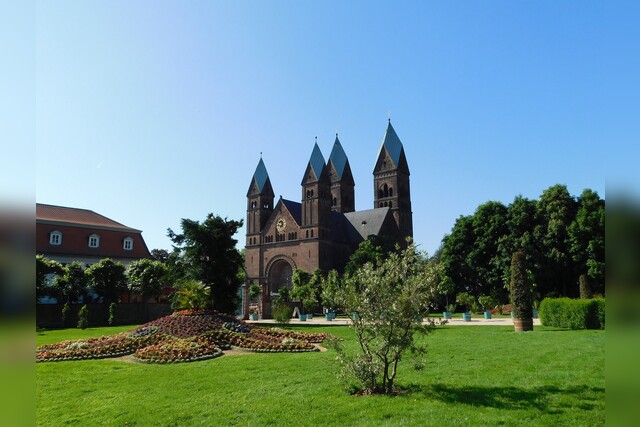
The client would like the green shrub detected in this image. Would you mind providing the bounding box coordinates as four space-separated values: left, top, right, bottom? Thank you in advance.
77 304 89 330
539 297 604 329
272 303 291 325
108 302 117 326
61 303 70 327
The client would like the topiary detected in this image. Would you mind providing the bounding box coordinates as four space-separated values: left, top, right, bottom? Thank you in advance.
579 274 594 299
77 304 89 330
272 303 291 325
510 251 532 319
108 302 117 326
61 303 70 328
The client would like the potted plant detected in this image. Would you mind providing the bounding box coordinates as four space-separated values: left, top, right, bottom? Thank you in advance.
443 303 456 320
248 284 261 320
478 295 497 320
437 276 456 320
510 251 533 332
456 292 475 321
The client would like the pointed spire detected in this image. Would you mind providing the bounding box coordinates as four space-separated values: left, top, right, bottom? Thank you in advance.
329 134 348 180
248 157 274 196
307 140 326 181
379 120 404 167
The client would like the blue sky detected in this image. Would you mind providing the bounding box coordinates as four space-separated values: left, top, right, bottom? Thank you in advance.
25 1 638 255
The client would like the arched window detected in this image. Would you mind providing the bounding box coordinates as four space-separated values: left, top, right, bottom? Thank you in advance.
378 189 384 199
389 187 393 197
49 230 62 245
379 202 383 208
310 189 314 197
389 201 393 208
306 190 311 198
384 184 389 198
332 197 337 206
306 230 309 238
310 229 314 238
251 201 257 209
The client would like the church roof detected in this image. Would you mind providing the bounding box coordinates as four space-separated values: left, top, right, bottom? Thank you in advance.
282 199 302 224
343 207 392 242
378 121 404 167
328 135 348 180
252 158 270 193
308 142 326 180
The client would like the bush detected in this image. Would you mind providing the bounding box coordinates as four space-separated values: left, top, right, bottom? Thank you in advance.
108 303 117 326
61 303 70 327
539 297 604 329
272 303 291 325
77 305 89 330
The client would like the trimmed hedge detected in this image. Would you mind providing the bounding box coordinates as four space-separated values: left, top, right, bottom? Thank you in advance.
539 298 605 330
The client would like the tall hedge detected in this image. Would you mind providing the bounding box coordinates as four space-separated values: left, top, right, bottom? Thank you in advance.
539 297 605 329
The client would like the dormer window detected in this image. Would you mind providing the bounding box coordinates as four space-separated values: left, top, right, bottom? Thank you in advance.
49 231 62 245
88 234 100 248
123 237 134 251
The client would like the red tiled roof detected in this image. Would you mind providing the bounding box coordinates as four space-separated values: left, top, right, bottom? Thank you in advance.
36 204 139 231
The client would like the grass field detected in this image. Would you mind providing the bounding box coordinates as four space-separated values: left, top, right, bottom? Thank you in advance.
36 324 604 426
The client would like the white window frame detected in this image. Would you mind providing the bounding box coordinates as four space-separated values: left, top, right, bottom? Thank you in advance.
50 230 62 245
123 237 134 251
88 234 100 248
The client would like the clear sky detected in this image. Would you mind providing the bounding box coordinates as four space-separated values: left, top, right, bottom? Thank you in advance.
26 1 638 255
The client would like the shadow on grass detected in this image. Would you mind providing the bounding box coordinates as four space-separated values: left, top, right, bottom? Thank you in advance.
402 383 604 414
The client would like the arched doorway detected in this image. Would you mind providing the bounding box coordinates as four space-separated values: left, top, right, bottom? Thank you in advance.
267 259 293 294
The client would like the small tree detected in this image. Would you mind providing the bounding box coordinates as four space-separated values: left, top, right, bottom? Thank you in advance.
510 251 533 327
108 302 117 326
127 258 168 303
36 255 63 301
86 259 127 305
456 292 475 314
53 261 88 305
333 241 438 395
272 287 291 325
478 295 497 312
291 269 322 314
437 275 456 311
77 304 89 329
321 269 341 311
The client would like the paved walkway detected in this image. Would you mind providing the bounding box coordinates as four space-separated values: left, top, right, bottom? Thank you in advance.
246 316 542 326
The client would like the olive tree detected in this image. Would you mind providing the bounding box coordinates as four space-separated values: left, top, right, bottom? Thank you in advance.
332 241 439 395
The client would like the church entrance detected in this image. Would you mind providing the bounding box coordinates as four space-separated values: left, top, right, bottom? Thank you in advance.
267 259 293 294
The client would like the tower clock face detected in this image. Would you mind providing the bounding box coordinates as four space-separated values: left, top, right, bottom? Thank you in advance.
276 218 286 232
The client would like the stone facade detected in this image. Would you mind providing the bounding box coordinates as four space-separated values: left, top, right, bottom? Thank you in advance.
244 121 412 318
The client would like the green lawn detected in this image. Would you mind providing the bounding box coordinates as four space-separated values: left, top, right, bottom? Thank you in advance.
36 324 604 426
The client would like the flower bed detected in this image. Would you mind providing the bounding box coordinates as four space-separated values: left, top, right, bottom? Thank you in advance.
37 312 327 364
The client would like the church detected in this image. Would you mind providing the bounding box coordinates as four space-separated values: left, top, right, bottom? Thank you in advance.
244 120 413 318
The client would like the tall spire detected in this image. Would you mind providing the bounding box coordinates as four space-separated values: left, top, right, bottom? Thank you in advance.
328 135 348 180
247 157 274 196
304 140 326 183
378 121 404 168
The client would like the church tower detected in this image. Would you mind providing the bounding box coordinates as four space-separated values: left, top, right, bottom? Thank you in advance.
327 135 355 213
246 157 274 244
301 140 332 239
373 120 413 239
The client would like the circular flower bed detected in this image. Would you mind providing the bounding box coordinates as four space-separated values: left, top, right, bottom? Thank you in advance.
37 311 327 364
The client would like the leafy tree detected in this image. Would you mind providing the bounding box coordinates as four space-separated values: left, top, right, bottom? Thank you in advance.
321 269 341 310
127 258 168 303
36 255 63 300
436 275 455 309
568 189 605 294
291 269 323 314
456 292 475 313
52 261 88 304
440 215 476 297
171 279 210 310
168 214 243 313
332 241 438 395
85 258 127 305
344 236 395 277
534 185 578 297
61 302 71 327
150 248 170 263
108 302 117 326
